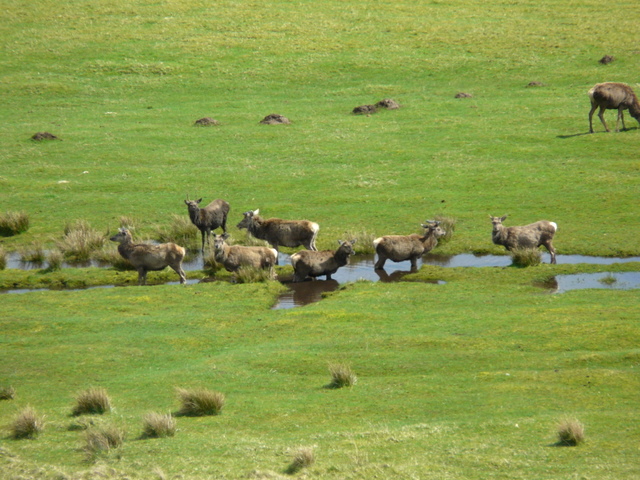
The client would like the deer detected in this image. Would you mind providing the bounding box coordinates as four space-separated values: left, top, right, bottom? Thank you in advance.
212 233 278 277
373 221 446 271
184 197 230 252
109 228 186 285
290 239 356 282
588 82 640 133
489 215 558 264
236 209 319 251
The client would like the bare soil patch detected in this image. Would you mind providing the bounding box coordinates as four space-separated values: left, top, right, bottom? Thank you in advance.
260 114 290 125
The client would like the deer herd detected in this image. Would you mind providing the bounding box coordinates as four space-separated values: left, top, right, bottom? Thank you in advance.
109 198 559 285
109 80 640 285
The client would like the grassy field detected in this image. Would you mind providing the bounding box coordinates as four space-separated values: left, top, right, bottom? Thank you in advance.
1 0 639 478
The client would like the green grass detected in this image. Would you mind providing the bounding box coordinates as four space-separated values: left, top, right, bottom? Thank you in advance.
0 0 639 478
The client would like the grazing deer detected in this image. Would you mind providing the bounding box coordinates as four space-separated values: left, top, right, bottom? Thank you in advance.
489 215 558 264
110 228 186 285
373 221 445 271
588 82 640 133
184 197 230 252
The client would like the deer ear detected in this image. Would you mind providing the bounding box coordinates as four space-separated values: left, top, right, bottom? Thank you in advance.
337 239 343 245
351 239 357 244
501 215 508 221
253 209 260 215
196 198 203 203
184 200 189 205
222 233 230 240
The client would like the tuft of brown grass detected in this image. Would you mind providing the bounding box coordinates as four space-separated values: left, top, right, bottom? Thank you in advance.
72 387 112 416
235 265 276 283
141 412 176 439
57 220 105 262
0 246 6 270
0 385 16 400
155 215 200 251
175 388 225 416
46 249 64 271
11 406 45 439
337 230 373 254
433 214 457 245
286 446 316 474
0 211 30 236
556 418 585 446
83 423 125 458
19 241 46 264
510 247 542 267
92 245 136 270
326 363 358 389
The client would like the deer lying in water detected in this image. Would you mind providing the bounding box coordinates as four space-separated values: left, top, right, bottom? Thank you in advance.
110 228 186 285
373 221 446 271
213 233 278 277
489 215 558 264
290 239 356 282
588 82 640 133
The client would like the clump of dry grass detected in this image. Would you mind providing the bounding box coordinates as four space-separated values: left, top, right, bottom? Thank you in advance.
235 265 276 283
155 215 199 251
0 211 30 236
57 220 105 262
0 246 6 270
338 230 374 254
141 412 177 439
286 446 316 474
0 385 16 400
11 406 45 439
556 418 585 446
19 241 46 264
510 247 542 267
326 363 358 389
92 245 135 270
433 214 457 245
72 387 112 416
175 388 225 416
83 423 125 458
46 249 64 271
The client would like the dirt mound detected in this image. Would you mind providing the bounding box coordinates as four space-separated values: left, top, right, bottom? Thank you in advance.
599 55 615 64
375 98 400 110
454 92 473 99
352 104 377 115
31 132 60 141
526 81 545 87
194 117 220 126
260 114 290 125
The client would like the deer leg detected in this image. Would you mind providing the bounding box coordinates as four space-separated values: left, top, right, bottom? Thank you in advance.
374 254 386 270
589 104 598 133
598 106 610 132
172 265 187 284
619 108 626 131
543 241 557 264
409 257 418 272
137 268 147 286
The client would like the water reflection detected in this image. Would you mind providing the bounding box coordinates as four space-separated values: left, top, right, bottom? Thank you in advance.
538 272 640 294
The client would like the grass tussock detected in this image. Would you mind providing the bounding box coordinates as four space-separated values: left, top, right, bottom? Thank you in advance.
433 214 457 245
0 386 16 400
556 418 585 446
141 412 176 439
46 249 64 271
235 265 276 283
72 387 112 416
175 388 225 417
83 423 125 458
11 406 45 439
155 215 199 251
286 446 316 474
92 245 135 270
0 211 30 236
599 274 617 285
326 363 358 389
58 220 105 262
339 230 374 254
19 242 46 264
510 248 542 267
0 246 6 270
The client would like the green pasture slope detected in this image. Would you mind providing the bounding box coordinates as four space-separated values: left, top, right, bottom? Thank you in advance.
1 0 639 478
